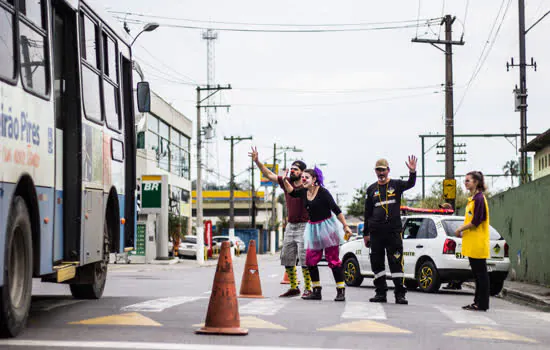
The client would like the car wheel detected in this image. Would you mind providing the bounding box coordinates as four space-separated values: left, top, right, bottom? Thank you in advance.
416 260 441 293
0 197 33 338
343 256 363 287
489 278 504 296
405 279 418 290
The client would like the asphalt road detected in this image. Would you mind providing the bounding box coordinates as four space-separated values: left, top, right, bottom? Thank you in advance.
1 254 549 350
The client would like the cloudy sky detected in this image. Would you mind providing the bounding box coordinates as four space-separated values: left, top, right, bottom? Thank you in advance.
101 0 550 209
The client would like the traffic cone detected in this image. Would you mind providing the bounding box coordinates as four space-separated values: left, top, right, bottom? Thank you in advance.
239 240 264 298
196 241 248 335
280 267 300 285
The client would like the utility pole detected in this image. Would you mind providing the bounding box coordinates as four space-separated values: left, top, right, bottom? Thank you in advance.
412 15 464 210
224 135 252 252
195 84 231 264
270 143 277 254
250 158 256 229
507 0 538 184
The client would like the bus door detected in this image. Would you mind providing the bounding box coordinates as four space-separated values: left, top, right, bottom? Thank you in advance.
52 0 81 262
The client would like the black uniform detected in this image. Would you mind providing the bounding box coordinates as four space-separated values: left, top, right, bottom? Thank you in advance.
364 172 416 297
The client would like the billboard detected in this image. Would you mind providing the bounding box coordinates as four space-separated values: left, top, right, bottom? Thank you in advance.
260 164 279 187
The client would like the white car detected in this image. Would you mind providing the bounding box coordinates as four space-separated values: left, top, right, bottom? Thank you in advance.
178 236 198 258
212 236 246 253
339 214 510 295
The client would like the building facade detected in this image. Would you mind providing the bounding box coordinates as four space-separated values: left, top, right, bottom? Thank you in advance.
522 128 550 181
136 91 193 236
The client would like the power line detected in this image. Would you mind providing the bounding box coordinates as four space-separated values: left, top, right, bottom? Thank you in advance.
115 16 441 33
231 90 441 107
455 0 512 116
110 10 441 28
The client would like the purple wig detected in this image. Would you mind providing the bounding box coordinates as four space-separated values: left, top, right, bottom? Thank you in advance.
313 166 325 187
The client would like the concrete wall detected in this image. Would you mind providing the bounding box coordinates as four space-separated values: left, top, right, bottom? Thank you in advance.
488 175 550 286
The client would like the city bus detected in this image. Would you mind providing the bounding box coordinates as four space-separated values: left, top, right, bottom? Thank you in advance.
0 0 149 337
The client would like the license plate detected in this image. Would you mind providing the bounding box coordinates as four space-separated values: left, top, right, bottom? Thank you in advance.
187 245 194 248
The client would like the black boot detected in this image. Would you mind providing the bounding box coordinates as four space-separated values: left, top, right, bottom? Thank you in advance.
334 288 345 302
395 294 408 305
302 286 322 300
369 293 387 303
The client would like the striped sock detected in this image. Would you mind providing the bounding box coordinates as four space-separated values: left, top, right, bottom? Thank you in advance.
312 281 321 288
336 282 345 289
302 267 312 291
285 266 298 290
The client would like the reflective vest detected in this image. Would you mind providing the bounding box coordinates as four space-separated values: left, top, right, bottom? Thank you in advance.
461 194 490 259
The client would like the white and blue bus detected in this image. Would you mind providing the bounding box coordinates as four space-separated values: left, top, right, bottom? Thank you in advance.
0 0 150 337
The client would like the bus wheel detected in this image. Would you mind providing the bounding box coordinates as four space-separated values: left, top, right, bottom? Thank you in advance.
70 223 109 299
0 197 33 338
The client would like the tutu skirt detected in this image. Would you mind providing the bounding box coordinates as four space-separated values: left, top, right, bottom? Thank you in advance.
304 215 346 250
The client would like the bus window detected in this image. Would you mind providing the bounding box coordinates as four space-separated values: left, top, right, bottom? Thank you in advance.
19 0 49 96
80 13 101 122
103 34 117 81
81 14 98 68
81 65 101 121
103 32 120 130
104 82 120 130
0 0 15 81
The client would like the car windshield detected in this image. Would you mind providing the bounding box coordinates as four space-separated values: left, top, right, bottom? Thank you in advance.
182 237 197 244
441 219 502 240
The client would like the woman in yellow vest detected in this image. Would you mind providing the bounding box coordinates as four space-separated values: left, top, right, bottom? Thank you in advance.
454 171 490 311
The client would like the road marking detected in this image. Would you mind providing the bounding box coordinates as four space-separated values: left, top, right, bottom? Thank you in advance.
31 299 84 312
523 311 550 323
434 306 497 325
445 326 538 343
268 274 278 278
240 299 288 316
318 320 412 334
121 296 205 312
0 340 354 350
193 316 286 330
68 312 162 327
342 302 386 320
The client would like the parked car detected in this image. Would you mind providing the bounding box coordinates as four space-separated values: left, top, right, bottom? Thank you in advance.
212 236 246 254
178 236 198 258
339 214 510 295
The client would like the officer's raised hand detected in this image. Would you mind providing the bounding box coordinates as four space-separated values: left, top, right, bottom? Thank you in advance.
406 155 417 172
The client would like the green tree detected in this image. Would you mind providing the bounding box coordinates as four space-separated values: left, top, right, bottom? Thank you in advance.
502 160 519 188
346 184 368 220
418 182 469 213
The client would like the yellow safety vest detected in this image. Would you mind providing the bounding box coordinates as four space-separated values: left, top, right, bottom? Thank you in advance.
461 194 490 259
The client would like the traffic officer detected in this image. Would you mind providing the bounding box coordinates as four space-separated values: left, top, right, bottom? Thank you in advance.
363 156 417 305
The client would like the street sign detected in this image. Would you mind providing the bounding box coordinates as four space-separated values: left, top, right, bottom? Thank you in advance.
260 164 279 187
443 179 457 200
141 175 162 210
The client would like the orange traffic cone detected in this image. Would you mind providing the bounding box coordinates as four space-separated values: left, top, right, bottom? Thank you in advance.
196 241 248 335
280 267 300 285
239 240 264 298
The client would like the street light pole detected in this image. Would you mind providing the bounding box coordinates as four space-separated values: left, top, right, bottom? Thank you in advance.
130 22 160 47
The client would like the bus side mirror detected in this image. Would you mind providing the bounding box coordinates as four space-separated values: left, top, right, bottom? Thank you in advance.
137 82 151 113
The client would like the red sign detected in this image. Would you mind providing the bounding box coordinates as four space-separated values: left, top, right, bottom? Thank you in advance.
204 220 213 257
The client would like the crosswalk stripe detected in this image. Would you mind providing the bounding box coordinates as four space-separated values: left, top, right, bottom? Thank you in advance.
121 296 205 312
342 302 386 320
240 299 288 316
434 306 497 325
0 340 354 350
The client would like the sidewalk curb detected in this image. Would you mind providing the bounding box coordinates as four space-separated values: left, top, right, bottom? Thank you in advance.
464 282 550 312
